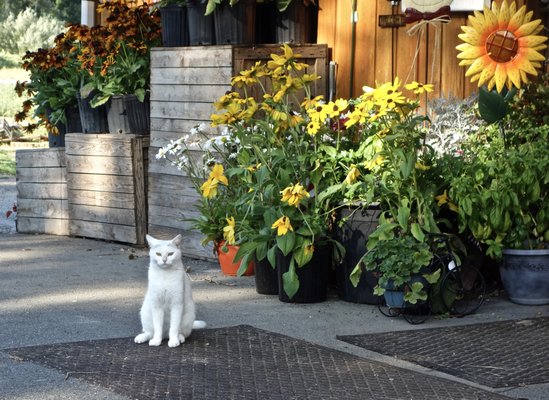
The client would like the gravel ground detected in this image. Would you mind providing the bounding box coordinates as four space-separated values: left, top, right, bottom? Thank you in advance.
0 175 16 234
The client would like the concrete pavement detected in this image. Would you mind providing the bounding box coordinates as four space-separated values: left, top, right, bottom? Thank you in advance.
1 232 549 400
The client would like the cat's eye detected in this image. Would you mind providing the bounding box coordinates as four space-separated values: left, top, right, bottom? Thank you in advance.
156 252 161 256
168 252 174 256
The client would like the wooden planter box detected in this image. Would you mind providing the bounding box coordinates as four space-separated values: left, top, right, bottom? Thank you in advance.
148 44 328 259
65 133 149 245
16 148 69 235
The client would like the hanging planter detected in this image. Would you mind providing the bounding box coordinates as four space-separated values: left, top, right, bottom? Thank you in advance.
215 240 254 276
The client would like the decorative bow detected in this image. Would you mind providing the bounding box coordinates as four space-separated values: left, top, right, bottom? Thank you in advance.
404 6 451 24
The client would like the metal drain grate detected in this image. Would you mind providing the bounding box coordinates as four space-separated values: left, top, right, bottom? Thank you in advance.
8 325 510 400
338 317 549 388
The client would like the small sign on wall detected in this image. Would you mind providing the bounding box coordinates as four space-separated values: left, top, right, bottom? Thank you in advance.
402 0 490 13
450 0 491 11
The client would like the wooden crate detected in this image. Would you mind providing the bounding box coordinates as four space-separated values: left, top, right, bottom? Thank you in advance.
65 133 149 245
148 44 328 259
16 148 69 235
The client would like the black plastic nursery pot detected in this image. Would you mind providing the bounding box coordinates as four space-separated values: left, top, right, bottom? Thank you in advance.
160 4 189 47
48 106 82 147
187 0 215 45
254 257 278 295
124 94 150 135
335 206 381 304
213 0 256 45
500 249 549 305
276 246 331 303
77 92 109 134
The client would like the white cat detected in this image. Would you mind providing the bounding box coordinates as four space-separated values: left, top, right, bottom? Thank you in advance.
134 234 206 347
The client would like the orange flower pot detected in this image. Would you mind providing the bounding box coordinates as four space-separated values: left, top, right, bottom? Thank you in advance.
215 241 254 276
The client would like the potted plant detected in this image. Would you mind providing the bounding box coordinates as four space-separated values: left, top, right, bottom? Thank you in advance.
70 0 161 134
14 32 84 146
204 44 349 302
452 0 548 305
156 0 189 47
157 125 254 276
351 234 438 308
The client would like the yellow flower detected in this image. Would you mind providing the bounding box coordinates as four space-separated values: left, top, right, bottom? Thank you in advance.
415 161 430 171
304 242 315 257
325 99 348 118
456 0 547 92
301 95 324 110
209 164 228 186
405 81 435 95
435 190 459 212
271 215 294 236
200 178 218 199
223 217 236 245
344 165 361 184
246 163 261 172
280 183 310 206
307 120 320 136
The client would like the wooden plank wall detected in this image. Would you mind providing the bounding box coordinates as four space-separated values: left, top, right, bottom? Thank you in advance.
65 133 149 245
148 46 233 260
316 0 543 100
16 148 69 235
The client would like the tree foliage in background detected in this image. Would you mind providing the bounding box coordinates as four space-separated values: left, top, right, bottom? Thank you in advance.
0 8 65 54
1 0 79 23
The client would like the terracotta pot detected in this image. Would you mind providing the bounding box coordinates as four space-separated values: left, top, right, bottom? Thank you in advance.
215 240 254 276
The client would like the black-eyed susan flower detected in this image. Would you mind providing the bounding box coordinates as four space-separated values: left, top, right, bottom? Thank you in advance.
435 190 459 212
344 165 361 184
405 81 435 95
271 215 294 236
208 164 228 186
456 0 547 93
281 183 310 206
223 217 236 245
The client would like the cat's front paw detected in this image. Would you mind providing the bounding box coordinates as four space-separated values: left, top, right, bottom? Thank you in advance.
148 337 162 346
168 337 181 348
134 333 152 344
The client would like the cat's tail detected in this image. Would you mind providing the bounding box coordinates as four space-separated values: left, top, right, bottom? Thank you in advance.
193 320 207 329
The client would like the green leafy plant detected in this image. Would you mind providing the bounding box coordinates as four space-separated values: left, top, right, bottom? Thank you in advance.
205 0 316 15
351 235 438 305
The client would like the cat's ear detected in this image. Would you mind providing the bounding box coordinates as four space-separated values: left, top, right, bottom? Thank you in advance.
146 234 158 247
171 234 183 248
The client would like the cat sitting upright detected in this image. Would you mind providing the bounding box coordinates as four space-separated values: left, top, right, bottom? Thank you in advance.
135 234 206 347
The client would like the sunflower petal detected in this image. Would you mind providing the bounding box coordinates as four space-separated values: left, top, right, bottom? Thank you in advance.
465 55 492 77
477 61 497 87
518 47 546 62
508 5 527 31
515 20 543 38
483 6 499 32
494 63 507 93
457 45 484 60
458 32 483 46
505 64 522 89
468 14 485 32
518 35 548 48
486 77 496 91
459 59 475 67
498 0 510 29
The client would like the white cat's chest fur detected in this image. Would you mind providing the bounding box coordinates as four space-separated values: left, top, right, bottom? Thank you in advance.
147 266 184 305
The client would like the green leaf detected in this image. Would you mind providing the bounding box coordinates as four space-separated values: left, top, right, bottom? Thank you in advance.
276 231 296 256
410 223 425 242
267 245 277 268
397 205 410 231
282 259 299 299
403 281 427 304
478 86 507 123
294 240 314 267
349 263 362 288
236 252 253 277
